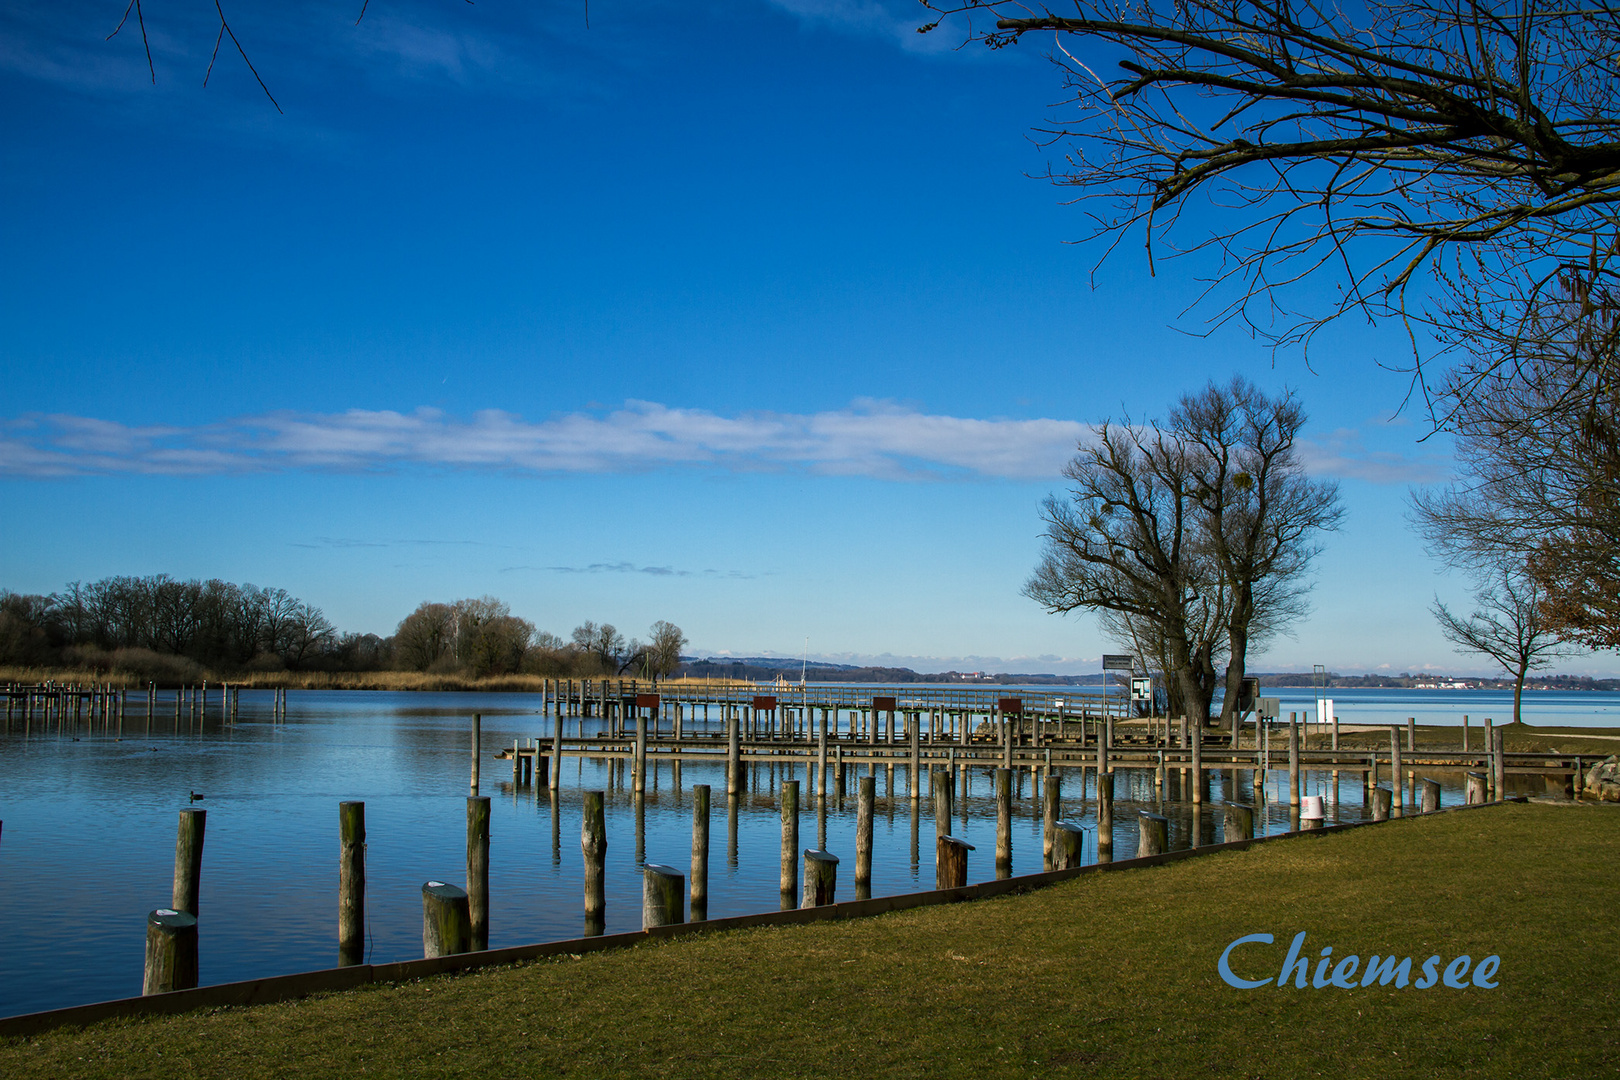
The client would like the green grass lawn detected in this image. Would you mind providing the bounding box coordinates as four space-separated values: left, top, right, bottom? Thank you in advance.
3 802 1613 1078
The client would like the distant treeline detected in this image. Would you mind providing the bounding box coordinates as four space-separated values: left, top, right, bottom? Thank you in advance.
0 577 686 684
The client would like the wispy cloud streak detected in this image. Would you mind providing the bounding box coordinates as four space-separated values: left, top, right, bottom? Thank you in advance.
0 401 1442 484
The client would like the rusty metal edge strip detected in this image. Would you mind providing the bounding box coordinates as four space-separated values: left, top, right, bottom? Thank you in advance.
0 796 1525 1040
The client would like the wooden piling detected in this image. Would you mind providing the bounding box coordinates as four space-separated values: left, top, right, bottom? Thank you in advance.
551 706 563 791
466 796 490 950
1371 786 1392 821
1420 777 1442 813
338 801 365 966
1096 773 1114 862
994 767 1012 877
582 791 607 927
1288 717 1301 808
143 909 198 995
802 849 839 908
634 712 647 794
727 713 741 796
1466 771 1488 805
1492 727 1506 800
1389 725 1404 817
1042 768 1060 870
935 835 973 889
1051 820 1084 870
856 775 874 897
641 864 685 929
691 784 710 918
933 768 953 843
470 713 482 794
421 881 472 958
908 716 921 800
1190 715 1202 804
172 808 206 917
780 779 800 901
1223 802 1254 842
1137 810 1169 857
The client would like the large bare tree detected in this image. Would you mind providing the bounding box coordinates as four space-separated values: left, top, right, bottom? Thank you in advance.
1026 418 1229 727
1172 378 1341 725
921 0 1620 370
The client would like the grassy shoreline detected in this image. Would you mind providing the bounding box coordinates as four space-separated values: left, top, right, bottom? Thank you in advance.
1 802 1613 1078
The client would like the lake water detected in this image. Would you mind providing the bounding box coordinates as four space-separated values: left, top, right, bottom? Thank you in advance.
1 684 1614 1018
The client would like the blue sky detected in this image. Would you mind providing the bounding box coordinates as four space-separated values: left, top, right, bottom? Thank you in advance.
0 1 1599 676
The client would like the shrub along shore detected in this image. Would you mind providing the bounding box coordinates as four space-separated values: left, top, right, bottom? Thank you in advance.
0 802 1612 1079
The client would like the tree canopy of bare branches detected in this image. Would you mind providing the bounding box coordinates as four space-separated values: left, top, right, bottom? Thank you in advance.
1025 377 1337 726
1432 566 1575 721
1412 269 1620 646
922 0 1620 366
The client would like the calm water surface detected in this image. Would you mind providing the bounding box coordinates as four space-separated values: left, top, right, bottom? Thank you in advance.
1 685 1614 1018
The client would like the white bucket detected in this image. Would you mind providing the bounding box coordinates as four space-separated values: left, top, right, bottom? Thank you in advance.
1300 795 1325 820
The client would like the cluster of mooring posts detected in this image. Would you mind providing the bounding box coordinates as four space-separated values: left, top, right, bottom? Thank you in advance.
510 680 1586 808
0 680 289 733
134 680 1587 994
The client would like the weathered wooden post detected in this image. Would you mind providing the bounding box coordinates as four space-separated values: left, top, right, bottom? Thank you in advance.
856 775 874 898
936 835 973 889
780 779 800 902
634 707 648 794
817 708 829 798
422 881 471 958
1420 777 1442 813
1288 717 1301 809
1137 810 1169 857
1389 725 1404 817
551 705 563 791
143 909 198 994
1051 820 1084 870
1042 768 1061 870
470 713 482 794
642 864 685 929
802 849 839 907
909 715 921 800
1224 802 1254 842
338 801 365 966
1371 786 1392 821
1483 717 1496 796
1096 772 1114 862
1492 727 1507 800
1190 714 1202 805
467 796 490 950
582 790 607 932
727 713 741 796
995 767 1012 878
172 808 206 916
933 767 953 842
688 783 711 922
1465 771 1488 805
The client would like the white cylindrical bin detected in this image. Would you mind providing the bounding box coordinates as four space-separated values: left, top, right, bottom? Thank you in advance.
1300 794 1325 829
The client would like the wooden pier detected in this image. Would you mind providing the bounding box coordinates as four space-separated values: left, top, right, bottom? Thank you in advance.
501 678 1593 803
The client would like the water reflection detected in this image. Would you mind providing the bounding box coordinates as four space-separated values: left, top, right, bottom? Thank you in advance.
0 687 1521 1019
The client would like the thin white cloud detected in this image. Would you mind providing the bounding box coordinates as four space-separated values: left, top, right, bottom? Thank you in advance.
1299 427 1452 485
0 401 1089 481
0 402 1444 484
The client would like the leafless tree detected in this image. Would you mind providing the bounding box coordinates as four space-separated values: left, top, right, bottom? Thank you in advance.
1432 567 1577 722
921 0 1620 377
1172 378 1341 724
647 620 688 678
1025 419 1229 727
1412 270 1620 646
